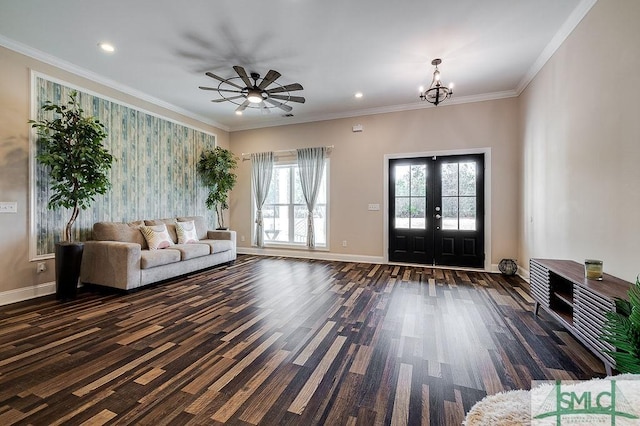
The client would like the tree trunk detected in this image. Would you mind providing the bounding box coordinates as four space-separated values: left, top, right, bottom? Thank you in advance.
216 204 225 229
65 204 79 242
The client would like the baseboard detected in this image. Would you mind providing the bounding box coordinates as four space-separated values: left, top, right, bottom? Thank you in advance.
517 265 530 283
0 281 55 306
237 247 385 265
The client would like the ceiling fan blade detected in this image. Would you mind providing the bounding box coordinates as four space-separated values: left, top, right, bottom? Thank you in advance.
266 83 304 94
233 65 253 88
270 94 306 104
260 102 271 114
211 96 244 103
258 69 281 89
236 100 250 113
215 88 244 94
265 98 293 112
205 72 244 90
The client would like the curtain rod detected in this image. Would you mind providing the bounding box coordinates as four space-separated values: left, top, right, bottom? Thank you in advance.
241 145 334 161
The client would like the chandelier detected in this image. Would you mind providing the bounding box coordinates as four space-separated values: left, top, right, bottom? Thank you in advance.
419 58 453 106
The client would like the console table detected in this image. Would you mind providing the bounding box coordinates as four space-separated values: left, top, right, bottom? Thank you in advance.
530 258 631 375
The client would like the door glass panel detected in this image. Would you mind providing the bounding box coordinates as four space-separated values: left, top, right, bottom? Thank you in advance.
442 196 458 230
410 197 426 229
441 163 458 196
395 197 410 229
395 165 410 196
459 162 476 196
410 165 426 196
459 197 476 230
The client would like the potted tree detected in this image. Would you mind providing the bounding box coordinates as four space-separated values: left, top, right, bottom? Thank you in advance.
601 276 640 373
197 146 238 229
30 91 114 299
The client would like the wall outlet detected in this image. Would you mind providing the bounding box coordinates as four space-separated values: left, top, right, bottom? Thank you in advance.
0 202 18 213
240 235 245 242
368 203 380 211
342 240 347 247
36 262 46 273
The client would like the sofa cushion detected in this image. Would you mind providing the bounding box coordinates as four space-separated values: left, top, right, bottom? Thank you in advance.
140 249 181 269
93 221 147 249
175 220 199 244
145 218 178 243
198 239 234 254
172 243 210 260
140 224 174 250
177 216 208 240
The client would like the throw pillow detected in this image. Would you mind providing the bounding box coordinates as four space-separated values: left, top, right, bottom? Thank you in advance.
140 224 174 250
175 220 199 244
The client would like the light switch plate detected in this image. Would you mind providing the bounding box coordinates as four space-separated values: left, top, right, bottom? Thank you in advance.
0 202 17 213
368 203 380 211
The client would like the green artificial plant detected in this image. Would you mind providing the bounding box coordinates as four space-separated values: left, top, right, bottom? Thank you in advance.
601 276 640 373
30 91 114 242
197 146 238 229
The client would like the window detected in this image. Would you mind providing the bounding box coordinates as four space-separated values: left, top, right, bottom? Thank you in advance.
441 161 477 231
394 164 427 230
257 161 328 247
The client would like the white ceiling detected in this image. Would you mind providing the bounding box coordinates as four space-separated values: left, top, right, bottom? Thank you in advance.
0 0 594 132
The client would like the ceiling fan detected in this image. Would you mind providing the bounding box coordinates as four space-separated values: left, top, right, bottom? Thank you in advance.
199 65 305 115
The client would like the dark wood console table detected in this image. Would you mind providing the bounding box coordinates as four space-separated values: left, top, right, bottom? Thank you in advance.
530 258 631 375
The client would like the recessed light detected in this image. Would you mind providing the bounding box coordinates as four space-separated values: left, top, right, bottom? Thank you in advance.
98 42 115 53
355 92 363 98
235 111 243 116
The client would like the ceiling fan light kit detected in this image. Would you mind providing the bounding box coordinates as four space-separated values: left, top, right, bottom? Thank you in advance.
419 58 453 106
199 65 305 115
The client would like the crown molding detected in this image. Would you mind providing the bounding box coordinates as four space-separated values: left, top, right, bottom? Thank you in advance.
0 34 230 132
228 89 519 132
516 0 598 94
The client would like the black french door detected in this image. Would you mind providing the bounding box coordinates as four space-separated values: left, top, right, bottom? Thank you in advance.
388 154 485 268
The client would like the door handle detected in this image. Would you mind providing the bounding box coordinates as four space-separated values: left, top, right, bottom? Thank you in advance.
435 214 441 219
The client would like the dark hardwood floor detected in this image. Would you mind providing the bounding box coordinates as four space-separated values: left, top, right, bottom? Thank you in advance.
0 255 605 425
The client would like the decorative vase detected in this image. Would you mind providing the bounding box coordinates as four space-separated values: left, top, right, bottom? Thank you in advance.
498 258 518 276
55 242 84 300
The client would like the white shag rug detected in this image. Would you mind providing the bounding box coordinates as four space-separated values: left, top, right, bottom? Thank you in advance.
464 374 640 426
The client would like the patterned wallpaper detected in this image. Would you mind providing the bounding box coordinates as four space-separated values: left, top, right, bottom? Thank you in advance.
33 75 216 256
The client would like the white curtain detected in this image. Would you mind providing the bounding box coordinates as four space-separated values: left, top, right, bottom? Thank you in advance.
297 147 327 248
251 152 274 248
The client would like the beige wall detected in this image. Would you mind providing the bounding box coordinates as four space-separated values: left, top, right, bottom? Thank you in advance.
0 45 228 302
519 0 640 282
229 98 521 265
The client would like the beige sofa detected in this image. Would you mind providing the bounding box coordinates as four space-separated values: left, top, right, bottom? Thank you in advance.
80 216 236 291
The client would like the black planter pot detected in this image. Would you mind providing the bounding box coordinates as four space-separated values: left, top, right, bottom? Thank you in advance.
55 242 84 300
